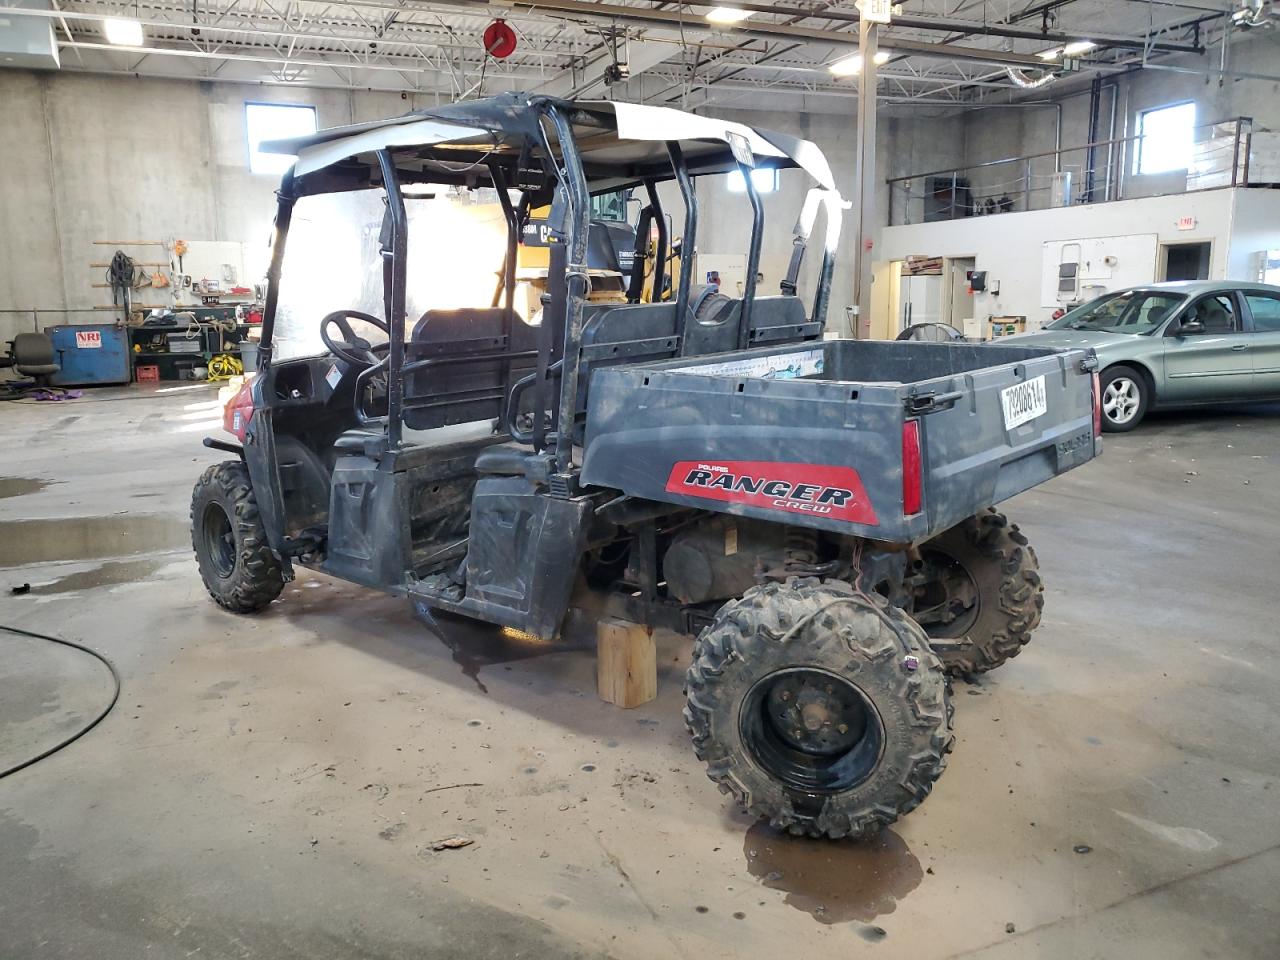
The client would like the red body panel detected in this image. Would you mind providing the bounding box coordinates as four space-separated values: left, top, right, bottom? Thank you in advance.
223 379 255 442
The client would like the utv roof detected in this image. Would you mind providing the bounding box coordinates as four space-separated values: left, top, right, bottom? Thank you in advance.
262 92 837 199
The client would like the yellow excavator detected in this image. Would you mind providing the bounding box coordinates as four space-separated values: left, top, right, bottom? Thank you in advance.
513 188 684 318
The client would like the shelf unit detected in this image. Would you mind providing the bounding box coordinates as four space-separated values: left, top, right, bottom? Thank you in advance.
128 307 257 381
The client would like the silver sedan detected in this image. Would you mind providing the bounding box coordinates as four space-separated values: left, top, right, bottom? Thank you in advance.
1003 280 1280 431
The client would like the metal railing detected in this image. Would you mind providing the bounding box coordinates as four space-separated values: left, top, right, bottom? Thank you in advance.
0 308 111 334
886 117 1262 226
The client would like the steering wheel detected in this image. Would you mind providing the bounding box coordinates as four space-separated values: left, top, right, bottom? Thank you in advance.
320 310 391 368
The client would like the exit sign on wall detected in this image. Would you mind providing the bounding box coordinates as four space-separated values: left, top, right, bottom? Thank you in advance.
857 0 894 23
1177 216 1197 231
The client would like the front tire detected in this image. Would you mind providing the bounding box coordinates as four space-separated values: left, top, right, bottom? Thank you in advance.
913 509 1043 676
1100 364 1148 432
191 460 284 613
684 578 953 840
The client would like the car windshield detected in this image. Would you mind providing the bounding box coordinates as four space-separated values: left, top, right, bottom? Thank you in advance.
1047 290 1186 334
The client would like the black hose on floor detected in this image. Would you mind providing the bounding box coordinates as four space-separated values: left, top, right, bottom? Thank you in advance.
0 623 121 779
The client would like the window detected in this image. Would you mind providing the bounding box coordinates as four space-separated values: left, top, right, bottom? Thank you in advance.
1134 102 1196 176
1047 290 1185 335
1245 293 1280 332
1186 294 1238 333
727 167 780 194
590 189 631 222
1262 250 1280 286
245 103 317 175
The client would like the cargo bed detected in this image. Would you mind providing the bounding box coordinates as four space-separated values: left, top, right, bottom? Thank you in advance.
581 338 1100 543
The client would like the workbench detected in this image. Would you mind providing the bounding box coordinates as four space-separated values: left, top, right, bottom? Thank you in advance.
128 308 257 381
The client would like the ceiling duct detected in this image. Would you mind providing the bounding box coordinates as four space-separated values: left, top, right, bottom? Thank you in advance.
1231 0 1277 28
0 0 59 69
1005 66 1057 89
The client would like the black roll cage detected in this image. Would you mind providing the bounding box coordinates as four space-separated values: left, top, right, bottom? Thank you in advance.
256 97 839 470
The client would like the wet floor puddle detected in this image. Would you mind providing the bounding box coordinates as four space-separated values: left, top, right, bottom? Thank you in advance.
744 822 922 924
15 557 173 595
413 601 589 694
0 477 55 500
0 515 188 568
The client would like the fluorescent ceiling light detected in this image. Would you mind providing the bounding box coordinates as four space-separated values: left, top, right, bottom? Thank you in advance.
1037 47 1063 60
103 18 144 46
829 50 891 76
1062 40 1096 56
706 7 752 24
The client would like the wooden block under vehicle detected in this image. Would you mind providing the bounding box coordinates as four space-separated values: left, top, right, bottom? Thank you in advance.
597 618 657 709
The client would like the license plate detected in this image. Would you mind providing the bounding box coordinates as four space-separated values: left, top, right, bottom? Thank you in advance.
1001 375 1047 430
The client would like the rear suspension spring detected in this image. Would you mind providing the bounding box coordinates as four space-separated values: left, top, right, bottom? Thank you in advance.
784 527 820 572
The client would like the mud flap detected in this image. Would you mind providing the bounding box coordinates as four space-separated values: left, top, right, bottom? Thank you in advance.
460 477 592 639
324 456 411 589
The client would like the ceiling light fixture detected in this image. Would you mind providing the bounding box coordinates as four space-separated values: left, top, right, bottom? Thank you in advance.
829 50 891 76
1062 40 1097 56
1037 47 1063 60
706 7 752 24
103 17 145 46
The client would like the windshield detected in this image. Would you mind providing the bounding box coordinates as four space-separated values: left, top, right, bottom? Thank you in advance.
1047 290 1186 335
590 189 632 223
272 187 509 360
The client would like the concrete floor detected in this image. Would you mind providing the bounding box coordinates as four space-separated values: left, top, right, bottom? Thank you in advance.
1 384 1277 960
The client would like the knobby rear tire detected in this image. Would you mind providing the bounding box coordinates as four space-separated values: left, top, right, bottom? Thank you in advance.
919 509 1043 676
684 578 953 840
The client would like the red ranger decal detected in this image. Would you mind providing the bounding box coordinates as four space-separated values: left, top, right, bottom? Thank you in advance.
665 460 878 525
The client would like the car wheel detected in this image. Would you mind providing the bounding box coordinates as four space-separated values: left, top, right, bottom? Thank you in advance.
1100 364 1148 432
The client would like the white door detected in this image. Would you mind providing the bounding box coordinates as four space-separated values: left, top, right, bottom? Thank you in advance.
947 258 976 328
899 275 914 331
900 275 944 331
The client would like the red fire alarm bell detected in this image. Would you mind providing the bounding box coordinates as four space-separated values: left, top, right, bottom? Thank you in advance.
483 19 517 59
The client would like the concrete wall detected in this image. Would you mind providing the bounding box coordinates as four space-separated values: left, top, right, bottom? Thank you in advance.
0 70 436 344
875 187 1278 328
891 31 1280 223
1227 189 1280 280
8 34 1273 350
686 107 964 334
0 70 949 345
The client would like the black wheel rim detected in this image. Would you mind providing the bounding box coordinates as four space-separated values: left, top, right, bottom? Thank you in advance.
914 550 980 638
739 667 885 795
201 502 237 579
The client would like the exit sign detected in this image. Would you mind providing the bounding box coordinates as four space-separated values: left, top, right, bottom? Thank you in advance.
857 0 894 23
1177 216 1197 231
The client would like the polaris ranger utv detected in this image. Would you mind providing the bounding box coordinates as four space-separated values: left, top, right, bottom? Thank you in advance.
192 94 1101 840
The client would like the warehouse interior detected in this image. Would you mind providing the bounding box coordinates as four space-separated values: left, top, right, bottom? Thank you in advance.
2 2 1278 959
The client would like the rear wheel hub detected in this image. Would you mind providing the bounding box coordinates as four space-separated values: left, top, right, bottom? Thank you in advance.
745 668 883 793
913 551 979 637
